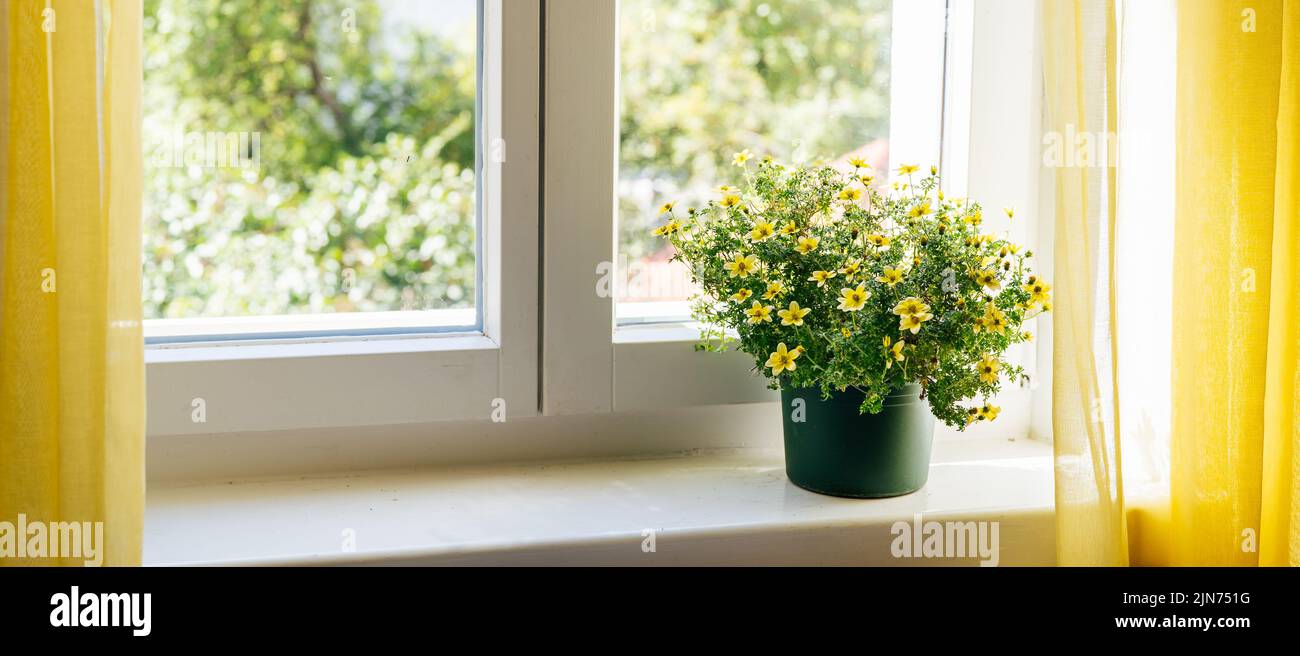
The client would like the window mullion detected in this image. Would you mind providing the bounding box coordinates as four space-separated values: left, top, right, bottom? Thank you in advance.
541 0 617 416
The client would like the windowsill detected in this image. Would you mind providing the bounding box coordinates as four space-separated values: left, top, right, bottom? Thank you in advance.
143 437 1054 566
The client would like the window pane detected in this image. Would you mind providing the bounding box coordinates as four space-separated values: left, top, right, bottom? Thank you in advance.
618 0 893 322
142 0 478 329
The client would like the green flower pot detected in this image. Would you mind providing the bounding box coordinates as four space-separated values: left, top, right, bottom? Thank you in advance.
780 383 935 498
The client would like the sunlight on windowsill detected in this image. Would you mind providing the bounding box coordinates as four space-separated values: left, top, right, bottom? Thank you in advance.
144 437 1054 566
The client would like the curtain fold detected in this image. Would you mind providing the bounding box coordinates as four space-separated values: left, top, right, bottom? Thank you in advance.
0 0 144 566
1041 0 1129 566
1046 0 1299 566
1172 0 1295 566
1259 0 1299 567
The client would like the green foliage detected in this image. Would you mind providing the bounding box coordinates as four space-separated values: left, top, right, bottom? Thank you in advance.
142 0 476 318
619 0 892 261
143 0 896 321
658 159 1052 428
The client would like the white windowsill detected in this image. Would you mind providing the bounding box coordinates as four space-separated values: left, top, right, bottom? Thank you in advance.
143 437 1055 566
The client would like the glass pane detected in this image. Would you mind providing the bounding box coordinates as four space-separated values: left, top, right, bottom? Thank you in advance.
618 0 893 323
142 0 478 328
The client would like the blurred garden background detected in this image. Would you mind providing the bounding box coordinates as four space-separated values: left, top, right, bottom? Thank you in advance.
618 0 892 310
142 0 893 320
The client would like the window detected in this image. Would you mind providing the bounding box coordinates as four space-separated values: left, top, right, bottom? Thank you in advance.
142 0 480 342
617 0 896 325
541 0 956 417
144 0 540 437
145 0 1046 444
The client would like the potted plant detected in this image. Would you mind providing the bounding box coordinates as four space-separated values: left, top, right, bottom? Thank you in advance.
653 155 1050 498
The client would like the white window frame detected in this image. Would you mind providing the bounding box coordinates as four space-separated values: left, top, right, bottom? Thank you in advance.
144 0 540 437
946 0 1048 441
143 0 1049 448
542 0 1046 440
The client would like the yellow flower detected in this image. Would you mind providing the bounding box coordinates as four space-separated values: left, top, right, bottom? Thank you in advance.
651 219 681 237
777 301 812 326
1023 276 1052 307
838 188 863 201
876 268 904 287
883 336 906 369
840 260 863 278
809 270 837 287
978 404 1001 421
795 236 820 254
732 149 754 166
658 202 675 215
731 288 753 303
907 201 932 218
974 268 1001 293
718 185 734 193
848 156 869 169
838 284 870 312
1003 206 1015 220
866 234 891 248
896 164 920 175
765 342 801 375
723 254 759 278
859 175 875 186
779 222 799 235
892 297 931 318
762 281 786 300
720 194 742 208
977 355 1000 384
1021 330 1034 342
898 312 933 334
893 297 934 334
750 221 776 242
973 303 1008 334
964 210 983 226
841 326 852 338
745 301 774 324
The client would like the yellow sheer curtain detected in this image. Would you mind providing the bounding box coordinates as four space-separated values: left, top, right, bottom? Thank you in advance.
0 0 144 566
1259 0 1299 568
1173 0 1298 566
1044 0 1299 567
1041 0 1129 566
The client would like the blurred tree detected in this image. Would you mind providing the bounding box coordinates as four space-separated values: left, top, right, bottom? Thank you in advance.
141 0 893 318
142 0 476 318
619 0 892 261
